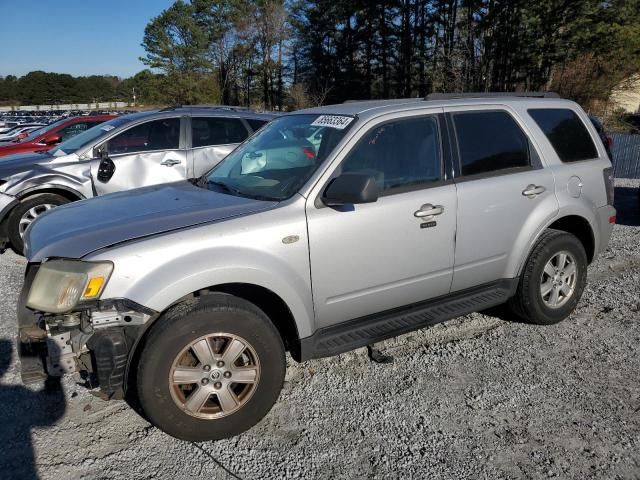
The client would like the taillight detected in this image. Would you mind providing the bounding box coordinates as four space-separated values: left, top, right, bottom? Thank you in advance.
603 167 614 205
606 135 613 148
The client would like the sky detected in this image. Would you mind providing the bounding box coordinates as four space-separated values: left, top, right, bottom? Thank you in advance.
0 0 174 78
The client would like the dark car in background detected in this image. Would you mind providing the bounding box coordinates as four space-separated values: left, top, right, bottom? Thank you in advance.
588 115 613 160
0 115 114 158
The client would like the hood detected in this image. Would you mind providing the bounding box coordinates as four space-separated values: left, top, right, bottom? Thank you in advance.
0 151 52 172
25 181 279 261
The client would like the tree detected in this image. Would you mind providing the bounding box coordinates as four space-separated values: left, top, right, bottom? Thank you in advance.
140 0 216 104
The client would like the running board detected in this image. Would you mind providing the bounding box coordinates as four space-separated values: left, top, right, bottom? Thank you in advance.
298 279 517 361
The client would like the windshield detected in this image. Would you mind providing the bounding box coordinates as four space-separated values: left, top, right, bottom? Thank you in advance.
204 114 354 201
49 116 133 155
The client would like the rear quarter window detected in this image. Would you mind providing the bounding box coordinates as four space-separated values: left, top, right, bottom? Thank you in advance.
528 108 598 162
246 119 268 132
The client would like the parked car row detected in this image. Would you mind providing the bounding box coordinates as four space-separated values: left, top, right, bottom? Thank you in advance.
11 95 616 443
0 123 47 143
0 110 136 133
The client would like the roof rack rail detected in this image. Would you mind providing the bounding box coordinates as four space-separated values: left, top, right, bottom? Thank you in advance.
425 92 560 100
158 104 250 112
191 104 249 111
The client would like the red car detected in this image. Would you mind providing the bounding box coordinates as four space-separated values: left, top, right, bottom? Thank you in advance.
0 115 114 158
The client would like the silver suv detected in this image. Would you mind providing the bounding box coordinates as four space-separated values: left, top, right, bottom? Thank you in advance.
17 94 616 441
0 106 275 254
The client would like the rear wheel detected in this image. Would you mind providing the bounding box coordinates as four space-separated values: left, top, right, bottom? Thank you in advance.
507 229 587 325
137 294 285 441
8 193 69 254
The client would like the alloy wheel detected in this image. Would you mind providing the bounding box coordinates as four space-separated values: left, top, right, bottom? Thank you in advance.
169 333 261 419
18 203 56 238
540 251 578 309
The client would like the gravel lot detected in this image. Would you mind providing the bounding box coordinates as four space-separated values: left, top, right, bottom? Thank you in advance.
0 181 639 480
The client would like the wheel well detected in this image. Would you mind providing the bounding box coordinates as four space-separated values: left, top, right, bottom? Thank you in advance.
207 283 301 358
17 187 83 203
548 215 595 263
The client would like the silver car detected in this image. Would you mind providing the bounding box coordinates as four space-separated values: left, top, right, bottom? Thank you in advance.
18 94 616 441
0 106 275 253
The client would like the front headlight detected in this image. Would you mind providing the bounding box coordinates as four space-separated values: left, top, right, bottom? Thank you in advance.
26 260 113 313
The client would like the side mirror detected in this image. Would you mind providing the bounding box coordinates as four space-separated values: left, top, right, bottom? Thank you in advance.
323 172 380 206
42 133 61 146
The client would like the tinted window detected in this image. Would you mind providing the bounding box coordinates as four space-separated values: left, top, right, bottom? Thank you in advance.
246 119 268 132
192 117 248 148
529 108 598 162
453 111 530 176
108 118 180 155
57 122 94 141
340 116 441 193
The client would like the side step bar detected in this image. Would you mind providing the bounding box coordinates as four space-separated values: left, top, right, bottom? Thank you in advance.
299 279 517 361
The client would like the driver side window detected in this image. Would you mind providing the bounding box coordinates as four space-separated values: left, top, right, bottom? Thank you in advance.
107 118 180 155
340 116 442 195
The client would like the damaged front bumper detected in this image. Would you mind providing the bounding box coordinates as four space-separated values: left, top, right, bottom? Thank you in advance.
17 264 158 399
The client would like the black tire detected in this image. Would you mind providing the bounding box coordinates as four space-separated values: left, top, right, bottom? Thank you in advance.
507 229 588 325
7 193 70 254
137 293 286 442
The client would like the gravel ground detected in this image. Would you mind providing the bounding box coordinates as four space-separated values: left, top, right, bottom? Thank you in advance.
0 181 639 480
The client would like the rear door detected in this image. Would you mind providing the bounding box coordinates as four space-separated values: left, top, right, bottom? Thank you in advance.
446 106 558 291
91 117 187 195
188 116 250 177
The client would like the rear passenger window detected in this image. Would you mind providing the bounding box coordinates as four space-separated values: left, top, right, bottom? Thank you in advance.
340 116 441 193
528 108 598 162
192 118 248 147
453 111 530 176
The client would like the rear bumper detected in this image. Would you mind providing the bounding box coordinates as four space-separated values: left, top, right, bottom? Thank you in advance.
595 204 617 255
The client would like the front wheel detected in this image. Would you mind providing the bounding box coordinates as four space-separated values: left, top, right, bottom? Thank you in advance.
7 193 69 254
137 294 286 441
507 229 588 325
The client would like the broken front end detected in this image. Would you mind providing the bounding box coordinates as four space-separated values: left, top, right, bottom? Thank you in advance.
17 261 156 399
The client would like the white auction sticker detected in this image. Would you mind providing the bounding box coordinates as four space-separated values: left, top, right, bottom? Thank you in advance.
310 115 354 130
101 124 115 131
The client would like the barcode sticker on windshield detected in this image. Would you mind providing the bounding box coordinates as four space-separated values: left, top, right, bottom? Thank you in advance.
101 125 115 131
311 115 354 130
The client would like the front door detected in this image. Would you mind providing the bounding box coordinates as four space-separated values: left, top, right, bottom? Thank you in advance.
91 117 187 195
306 113 457 329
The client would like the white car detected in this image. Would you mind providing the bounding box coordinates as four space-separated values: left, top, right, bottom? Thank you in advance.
0 123 47 143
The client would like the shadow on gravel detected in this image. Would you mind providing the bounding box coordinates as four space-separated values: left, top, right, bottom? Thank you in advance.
0 339 66 480
614 186 640 226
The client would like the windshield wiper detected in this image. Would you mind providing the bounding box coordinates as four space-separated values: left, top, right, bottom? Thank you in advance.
207 180 278 201
207 180 244 196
